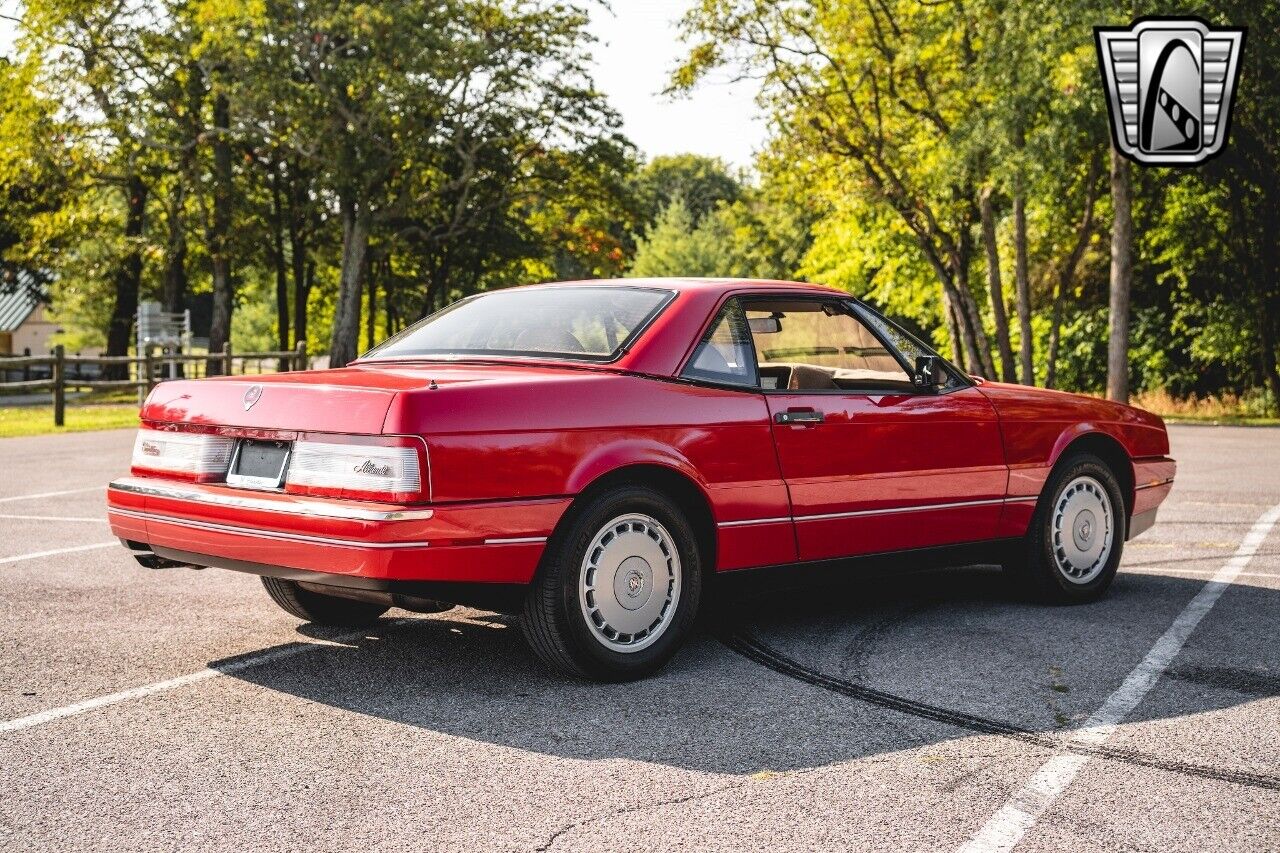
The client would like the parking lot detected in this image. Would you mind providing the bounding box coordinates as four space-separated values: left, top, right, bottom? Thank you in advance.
0 424 1277 852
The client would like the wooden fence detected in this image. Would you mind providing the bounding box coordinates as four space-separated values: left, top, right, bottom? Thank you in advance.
0 341 309 427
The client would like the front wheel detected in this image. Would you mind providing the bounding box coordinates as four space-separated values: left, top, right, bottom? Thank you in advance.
521 485 702 681
1012 452 1126 604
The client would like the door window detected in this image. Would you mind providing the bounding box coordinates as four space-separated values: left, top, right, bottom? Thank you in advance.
745 299 914 392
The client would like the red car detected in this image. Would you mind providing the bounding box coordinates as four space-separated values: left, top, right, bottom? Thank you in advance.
108 278 1175 680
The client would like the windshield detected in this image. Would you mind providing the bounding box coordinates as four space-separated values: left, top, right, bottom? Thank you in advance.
362 286 674 362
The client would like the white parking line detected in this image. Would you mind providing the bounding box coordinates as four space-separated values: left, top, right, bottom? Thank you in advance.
0 619 414 734
0 514 107 523
957 500 1280 853
0 542 118 565
0 486 104 504
1123 568 1277 581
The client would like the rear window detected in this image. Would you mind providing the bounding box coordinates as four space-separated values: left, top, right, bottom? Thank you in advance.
363 286 673 362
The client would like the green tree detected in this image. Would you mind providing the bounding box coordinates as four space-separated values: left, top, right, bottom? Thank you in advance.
630 198 728 278
631 153 741 228
209 0 619 366
676 0 998 376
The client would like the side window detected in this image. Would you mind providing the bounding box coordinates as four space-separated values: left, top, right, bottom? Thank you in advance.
682 299 759 387
746 299 914 392
854 305 961 389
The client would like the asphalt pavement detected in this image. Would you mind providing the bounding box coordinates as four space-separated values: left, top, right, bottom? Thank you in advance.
0 424 1277 852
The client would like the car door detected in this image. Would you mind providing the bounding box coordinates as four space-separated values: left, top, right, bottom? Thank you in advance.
746 296 1008 562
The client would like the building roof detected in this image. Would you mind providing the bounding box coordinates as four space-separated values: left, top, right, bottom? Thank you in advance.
0 272 46 333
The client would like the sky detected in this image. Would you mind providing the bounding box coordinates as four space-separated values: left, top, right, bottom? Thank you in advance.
585 1 767 169
0 1 767 169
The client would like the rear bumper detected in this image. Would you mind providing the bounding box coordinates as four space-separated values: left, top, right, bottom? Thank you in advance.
107 476 569 585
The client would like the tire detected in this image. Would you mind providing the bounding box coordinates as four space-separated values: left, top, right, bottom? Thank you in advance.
521 484 703 681
1011 452 1126 604
260 576 389 626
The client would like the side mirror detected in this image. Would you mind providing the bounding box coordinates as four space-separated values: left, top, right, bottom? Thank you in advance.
912 355 941 390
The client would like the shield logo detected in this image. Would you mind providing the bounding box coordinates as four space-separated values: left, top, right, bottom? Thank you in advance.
1095 17 1245 166
242 384 263 412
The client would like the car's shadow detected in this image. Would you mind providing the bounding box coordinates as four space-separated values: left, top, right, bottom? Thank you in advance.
218 564 1280 779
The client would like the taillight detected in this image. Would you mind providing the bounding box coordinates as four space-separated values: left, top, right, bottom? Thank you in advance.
285 436 427 503
131 428 236 482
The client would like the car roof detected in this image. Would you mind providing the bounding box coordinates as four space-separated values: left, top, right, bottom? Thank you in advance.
530 277 845 297
356 277 854 377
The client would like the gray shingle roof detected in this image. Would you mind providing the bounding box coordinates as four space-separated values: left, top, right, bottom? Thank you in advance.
0 271 45 333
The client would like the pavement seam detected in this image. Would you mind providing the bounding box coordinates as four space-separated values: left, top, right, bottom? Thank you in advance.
723 631 1280 791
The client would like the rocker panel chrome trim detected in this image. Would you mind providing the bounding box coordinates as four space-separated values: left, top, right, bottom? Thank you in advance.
717 496 1040 528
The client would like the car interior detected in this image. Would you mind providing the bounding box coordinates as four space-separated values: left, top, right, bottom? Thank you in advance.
683 297 929 393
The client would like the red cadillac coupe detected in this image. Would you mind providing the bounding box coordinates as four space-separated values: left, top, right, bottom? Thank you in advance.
108 278 1175 680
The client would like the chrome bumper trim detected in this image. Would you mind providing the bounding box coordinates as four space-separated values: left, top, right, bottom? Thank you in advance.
109 507 431 550
108 477 436 522
483 536 549 545
1135 477 1175 491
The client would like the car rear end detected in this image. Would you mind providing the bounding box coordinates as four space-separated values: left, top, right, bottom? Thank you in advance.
107 371 569 612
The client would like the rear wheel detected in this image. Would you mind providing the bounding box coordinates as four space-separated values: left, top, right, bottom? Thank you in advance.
260 576 389 626
1012 452 1125 604
521 484 702 681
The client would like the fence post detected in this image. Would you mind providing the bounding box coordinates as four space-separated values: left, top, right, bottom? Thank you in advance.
294 340 307 372
52 344 65 428
144 345 156 394
223 341 233 377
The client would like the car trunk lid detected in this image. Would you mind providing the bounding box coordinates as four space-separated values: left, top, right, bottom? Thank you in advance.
141 367 422 433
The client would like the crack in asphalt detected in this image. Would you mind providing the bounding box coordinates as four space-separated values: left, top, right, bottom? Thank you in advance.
531 778 751 852
723 629 1280 792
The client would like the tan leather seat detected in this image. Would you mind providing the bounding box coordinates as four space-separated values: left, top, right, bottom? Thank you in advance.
788 364 839 390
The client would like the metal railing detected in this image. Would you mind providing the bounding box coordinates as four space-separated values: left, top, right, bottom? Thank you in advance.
0 341 309 427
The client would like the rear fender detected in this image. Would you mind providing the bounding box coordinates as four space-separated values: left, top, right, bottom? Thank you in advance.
564 439 706 497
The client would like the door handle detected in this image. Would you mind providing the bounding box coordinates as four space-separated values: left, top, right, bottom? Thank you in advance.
775 408 824 424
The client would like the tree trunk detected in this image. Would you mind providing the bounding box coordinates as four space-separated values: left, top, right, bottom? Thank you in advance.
1013 193 1034 385
955 222 997 379
329 195 371 368
287 166 310 353
161 180 189 379
1259 314 1280 415
365 252 376 352
942 292 964 368
980 187 1015 382
162 183 187 314
1106 144 1133 403
270 174 290 370
1047 152 1102 391
104 174 148 380
206 93 236 377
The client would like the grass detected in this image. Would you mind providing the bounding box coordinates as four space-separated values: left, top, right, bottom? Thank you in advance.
0 399 140 438
1131 389 1280 427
